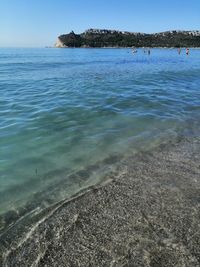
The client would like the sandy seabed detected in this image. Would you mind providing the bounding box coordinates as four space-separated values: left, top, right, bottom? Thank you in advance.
0 135 200 267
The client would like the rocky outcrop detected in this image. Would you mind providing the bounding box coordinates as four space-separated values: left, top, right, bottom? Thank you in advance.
55 37 67 48
55 31 82 48
55 29 200 48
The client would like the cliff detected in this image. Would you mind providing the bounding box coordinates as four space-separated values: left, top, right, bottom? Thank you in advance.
55 29 200 48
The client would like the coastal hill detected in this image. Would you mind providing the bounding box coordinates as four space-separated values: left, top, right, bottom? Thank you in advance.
55 28 200 48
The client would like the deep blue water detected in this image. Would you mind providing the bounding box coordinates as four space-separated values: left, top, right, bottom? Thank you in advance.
0 47 200 217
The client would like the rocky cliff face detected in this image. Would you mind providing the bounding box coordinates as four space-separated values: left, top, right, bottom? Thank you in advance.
55 29 200 48
55 38 66 48
55 31 82 47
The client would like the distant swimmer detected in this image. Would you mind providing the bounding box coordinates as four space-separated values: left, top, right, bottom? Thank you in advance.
178 48 181 55
132 46 137 53
148 49 151 55
186 48 189 55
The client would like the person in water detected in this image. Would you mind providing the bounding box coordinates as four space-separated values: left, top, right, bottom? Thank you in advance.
178 48 181 55
148 49 151 55
186 48 189 55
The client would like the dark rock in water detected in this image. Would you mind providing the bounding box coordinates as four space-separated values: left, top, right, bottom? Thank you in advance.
0 136 200 266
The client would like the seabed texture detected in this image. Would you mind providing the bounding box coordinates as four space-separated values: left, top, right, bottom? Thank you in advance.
0 136 200 267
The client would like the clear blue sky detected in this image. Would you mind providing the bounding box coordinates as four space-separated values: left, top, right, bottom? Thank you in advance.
0 0 199 47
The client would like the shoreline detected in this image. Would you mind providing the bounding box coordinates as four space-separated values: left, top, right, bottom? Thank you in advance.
1 134 200 266
53 46 200 49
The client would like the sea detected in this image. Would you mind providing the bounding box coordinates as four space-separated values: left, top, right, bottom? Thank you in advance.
0 47 200 231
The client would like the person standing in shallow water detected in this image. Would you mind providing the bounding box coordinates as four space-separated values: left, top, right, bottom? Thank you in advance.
148 49 151 55
178 48 181 55
186 48 189 55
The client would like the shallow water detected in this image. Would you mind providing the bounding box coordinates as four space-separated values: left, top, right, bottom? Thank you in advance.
0 47 200 220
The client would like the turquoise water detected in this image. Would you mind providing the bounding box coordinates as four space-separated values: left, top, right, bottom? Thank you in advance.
0 48 200 219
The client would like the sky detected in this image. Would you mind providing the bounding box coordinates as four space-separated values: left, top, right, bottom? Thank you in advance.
0 0 199 47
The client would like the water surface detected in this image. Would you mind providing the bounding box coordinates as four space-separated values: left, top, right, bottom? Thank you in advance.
0 47 200 221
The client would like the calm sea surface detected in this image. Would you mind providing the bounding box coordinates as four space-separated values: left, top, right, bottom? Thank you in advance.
0 48 200 220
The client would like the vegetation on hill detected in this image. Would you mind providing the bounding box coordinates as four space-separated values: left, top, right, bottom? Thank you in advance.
56 29 200 48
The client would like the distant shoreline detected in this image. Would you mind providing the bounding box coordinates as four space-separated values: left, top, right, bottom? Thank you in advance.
52 46 200 49
55 29 200 48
